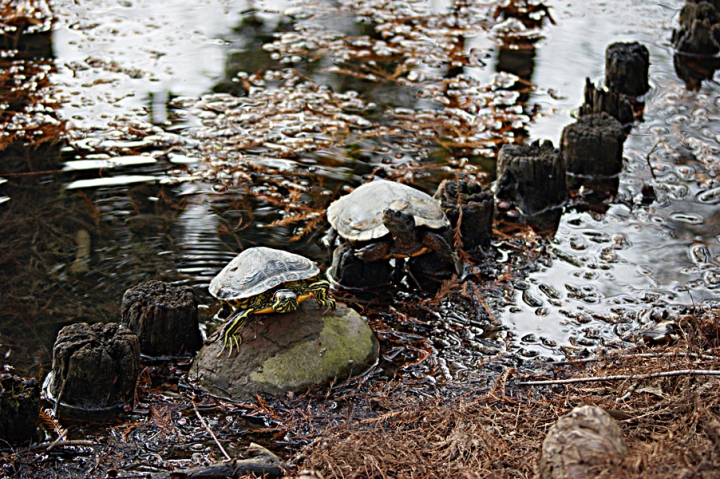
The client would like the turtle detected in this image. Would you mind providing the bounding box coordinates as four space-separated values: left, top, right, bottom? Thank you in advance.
326 179 460 272
209 246 335 357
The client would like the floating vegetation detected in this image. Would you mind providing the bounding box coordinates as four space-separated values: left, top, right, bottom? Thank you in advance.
0 0 64 158
0 60 64 152
165 1 542 240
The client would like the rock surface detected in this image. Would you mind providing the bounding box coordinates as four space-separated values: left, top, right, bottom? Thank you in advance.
46 322 140 412
121 280 203 356
539 405 628 479
194 300 378 399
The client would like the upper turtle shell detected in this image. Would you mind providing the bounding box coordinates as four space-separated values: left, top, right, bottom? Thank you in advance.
209 247 320 301
327 179 449 242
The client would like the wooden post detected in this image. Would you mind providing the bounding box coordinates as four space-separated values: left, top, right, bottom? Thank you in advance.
121 281 203 356
496 140 567 216
561 112 625 176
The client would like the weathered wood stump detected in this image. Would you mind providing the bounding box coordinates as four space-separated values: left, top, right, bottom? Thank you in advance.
671 2 720 90
433 178 494 251
330 242 392 290
0 367 40 446
495 140 567 216
561 112 625 177
579 78 635 125
675 1 720 47
45 322 140 418
121 280 203 356
605 42 650 97
539 405 628 479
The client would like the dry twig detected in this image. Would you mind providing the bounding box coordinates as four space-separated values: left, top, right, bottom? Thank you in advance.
193 401 231 461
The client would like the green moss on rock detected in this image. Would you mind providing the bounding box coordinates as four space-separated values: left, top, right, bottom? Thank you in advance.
194 301 378 399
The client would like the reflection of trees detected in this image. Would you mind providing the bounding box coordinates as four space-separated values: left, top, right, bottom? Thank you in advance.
213 10 294 96
0 1 63 165
492 1 554 122
183 1 551 243
0 2 188 377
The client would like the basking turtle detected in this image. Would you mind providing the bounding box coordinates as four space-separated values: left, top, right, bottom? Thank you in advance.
326 180 460 272
209 247 335 357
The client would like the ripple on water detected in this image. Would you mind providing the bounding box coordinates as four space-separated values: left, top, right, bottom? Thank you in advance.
669 212 705 225
696 186 720 205
702 270 720 289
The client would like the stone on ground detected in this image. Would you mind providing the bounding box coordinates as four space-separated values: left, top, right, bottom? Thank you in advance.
194 301 378 399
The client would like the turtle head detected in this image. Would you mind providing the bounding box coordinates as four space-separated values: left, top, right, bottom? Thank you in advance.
382 208 416 237
272 289 299 314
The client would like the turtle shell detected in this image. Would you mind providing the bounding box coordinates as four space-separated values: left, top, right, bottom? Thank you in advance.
327 179 449 242
209 247 320 301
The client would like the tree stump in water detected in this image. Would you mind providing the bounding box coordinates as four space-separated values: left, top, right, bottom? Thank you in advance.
671 2 720 90
0 367 39 446
605 42 650 97
580 78 635 125
539 405 628 479
45 322 139 418
433 178 494 251
674 1 720 53
121 280 203 356
496 140 567 216
330 242 392 291
561 113 625 177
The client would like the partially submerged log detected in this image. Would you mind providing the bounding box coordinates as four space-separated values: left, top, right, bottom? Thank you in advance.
539 405 628 479
495 139 567 216
561 112 625 177
605 42 650 97
121 280 203 356
45 322 140 420
0 367 39 446
673 5 720 57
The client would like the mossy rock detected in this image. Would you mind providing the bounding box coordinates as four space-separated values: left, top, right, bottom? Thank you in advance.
194 301 378 399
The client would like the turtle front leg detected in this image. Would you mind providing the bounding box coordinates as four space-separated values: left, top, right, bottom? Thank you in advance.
354 241 391 262
307 280 336 313
216 308 254 358
422 231 462 274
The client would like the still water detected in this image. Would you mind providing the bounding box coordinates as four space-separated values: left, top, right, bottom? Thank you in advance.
1 0 718 375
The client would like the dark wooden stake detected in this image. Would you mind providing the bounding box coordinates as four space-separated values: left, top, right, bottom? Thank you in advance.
605 42 650 96
121 280 203 357
561 112 625 176
496 140 567 216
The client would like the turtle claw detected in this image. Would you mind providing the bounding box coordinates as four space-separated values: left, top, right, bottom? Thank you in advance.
317 296 336 315
215 332 242 358
227 334 241 358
